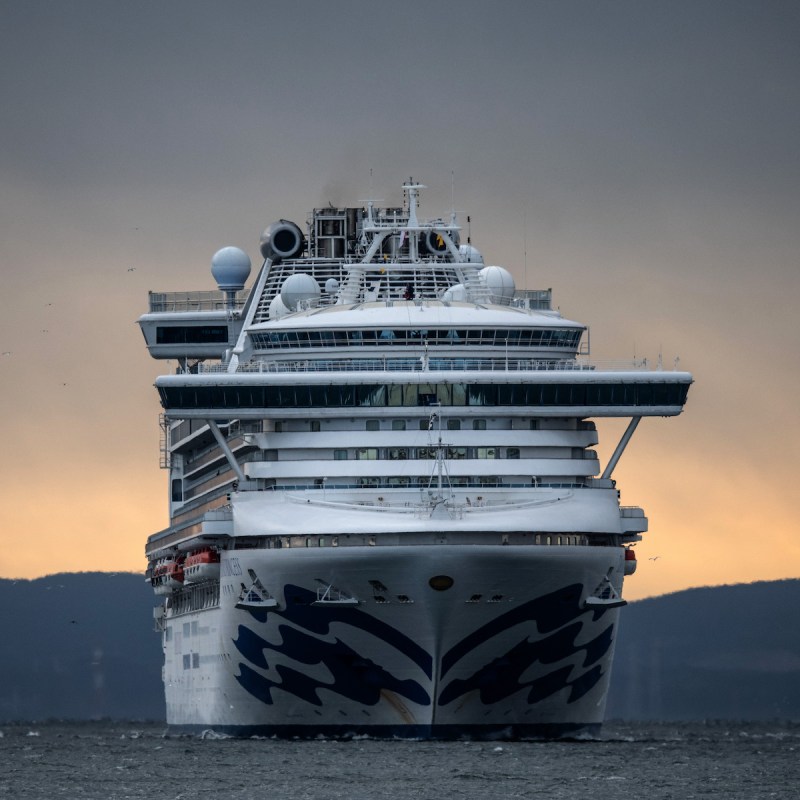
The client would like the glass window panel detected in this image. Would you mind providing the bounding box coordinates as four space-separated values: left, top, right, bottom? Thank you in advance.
451 383 466 405
358 385 386 406
309 386 327 406
467 385 497 405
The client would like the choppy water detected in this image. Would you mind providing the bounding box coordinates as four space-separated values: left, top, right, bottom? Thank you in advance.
1 721 798 799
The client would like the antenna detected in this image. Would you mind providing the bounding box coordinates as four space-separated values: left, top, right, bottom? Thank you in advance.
523 208 528 290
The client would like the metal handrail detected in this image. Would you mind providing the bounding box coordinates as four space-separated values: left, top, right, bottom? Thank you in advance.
196 357 652 375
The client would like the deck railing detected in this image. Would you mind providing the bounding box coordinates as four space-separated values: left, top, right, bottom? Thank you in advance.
148 290 247 313
197 357 653 374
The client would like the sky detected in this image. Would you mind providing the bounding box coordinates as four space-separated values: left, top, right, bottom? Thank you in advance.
0 0 798 601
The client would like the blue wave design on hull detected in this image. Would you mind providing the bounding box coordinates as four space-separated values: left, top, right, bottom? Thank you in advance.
234 629 430 707
439 584 614 707
232 581 615 714
242 584 432 677
438 622 613 706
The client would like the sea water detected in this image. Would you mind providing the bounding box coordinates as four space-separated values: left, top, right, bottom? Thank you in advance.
1 721 797 799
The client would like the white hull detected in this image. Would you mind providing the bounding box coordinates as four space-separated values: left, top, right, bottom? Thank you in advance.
160 545 623 738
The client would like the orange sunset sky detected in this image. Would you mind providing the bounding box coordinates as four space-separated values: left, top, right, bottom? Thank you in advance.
1 1 798 601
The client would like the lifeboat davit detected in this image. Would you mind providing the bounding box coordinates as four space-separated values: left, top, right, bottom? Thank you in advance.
151 556 185 594
183 547 221 584
624 548 637 575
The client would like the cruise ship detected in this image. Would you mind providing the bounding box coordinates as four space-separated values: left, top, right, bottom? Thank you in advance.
139 180 691 739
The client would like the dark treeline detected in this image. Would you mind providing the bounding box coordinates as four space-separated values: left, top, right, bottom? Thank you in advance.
0 573 798 723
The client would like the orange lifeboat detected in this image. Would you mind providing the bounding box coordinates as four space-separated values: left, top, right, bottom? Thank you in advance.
151 556 185 594
623 547 637 575
183 547 221 584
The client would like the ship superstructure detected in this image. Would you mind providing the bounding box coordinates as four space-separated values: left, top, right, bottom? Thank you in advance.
139 180 691 738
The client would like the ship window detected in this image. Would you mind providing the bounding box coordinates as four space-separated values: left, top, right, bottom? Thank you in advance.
334 449 348 460
356 448 378 460
467 385 497 406
157 380 689 412
447 447 467 459
183 654 191 670
447 419 461 430
451 383 466 405
507 447 520 459
419 419 429 430
274 421 283 432
192 652 200 668
392 419 406 430
389 448 408 460
366 420 380 431
156 325 228 344
311 420 320 432
171 479 183 503
183 623 190 637
309 386 328 406
473 419 487 430
165 626 172 642
477 447 497 459
358 385 386 407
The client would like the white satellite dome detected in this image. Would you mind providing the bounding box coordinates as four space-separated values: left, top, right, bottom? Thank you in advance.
269 294 289 320
458 244 484 265
480 265 516 301
280 273 321 311
442 283 468 302
324 277 340 295
211 246 251 291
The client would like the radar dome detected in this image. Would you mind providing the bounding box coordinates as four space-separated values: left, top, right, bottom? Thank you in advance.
442 283 468 302
280 273 321 311
324 277 340 295
458 244 484 265
211 246 251 291
480 266 516 301
269 294 289 320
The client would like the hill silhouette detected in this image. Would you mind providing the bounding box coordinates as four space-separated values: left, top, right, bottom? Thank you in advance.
0 573 798 722
605 578 800 720
0 572 163 722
